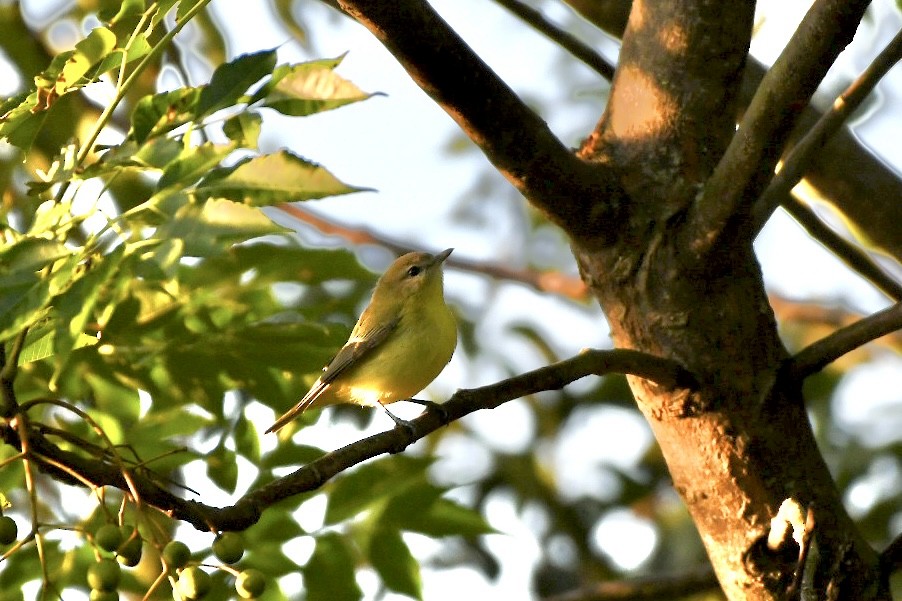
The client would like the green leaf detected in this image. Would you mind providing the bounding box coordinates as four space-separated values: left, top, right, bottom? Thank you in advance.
0 91 48 151
303 533 362 601
325 455 433 525
261 441 325 469
383 484 495 537
157 142 235 191
222 111 262 148
130 87 202 143
368 527 422 600
207 445 239 493
196 49 277 118
234 413 261 463
155 198 289 256
55 27 117 95
18 327 98 365
91 33 152 79
253 56 380 116
194 150 372 205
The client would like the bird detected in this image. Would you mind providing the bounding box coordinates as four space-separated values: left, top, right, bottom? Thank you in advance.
265 248 457 434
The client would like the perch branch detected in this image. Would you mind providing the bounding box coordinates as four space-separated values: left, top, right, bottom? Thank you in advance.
492 0 616 80
3 349 694 532
788 301 902 379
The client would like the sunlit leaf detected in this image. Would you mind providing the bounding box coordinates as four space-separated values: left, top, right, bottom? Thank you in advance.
194 150 372 205
253 56 380 116
222 111 261 148
155 197 289 256
157 142 235 191
196 49 277 118
130 87 201 143
54 27 117 95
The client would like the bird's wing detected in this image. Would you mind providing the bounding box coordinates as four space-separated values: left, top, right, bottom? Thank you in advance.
265 316 400 434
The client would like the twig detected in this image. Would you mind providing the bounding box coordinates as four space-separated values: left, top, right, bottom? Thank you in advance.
492 0 616 80
691 0 871 255
1 348 694 532
278 204 589 300
543 564 719 601
779 198 902 301
751 27 902 232
788 302 902 379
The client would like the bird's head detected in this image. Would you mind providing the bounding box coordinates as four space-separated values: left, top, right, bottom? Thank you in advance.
374 248 453 304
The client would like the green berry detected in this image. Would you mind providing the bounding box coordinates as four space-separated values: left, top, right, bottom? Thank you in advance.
116 526 143 567
0 516 17 545
94 524 123 553
89 589 118 601
87 558 121 592
211 532 244 564
177 566 212 600
235 569 266 598
162 540 192 570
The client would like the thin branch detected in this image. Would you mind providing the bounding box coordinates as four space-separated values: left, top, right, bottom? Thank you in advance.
0 328 27 418
543 564 719 601
492 0 616 80
751 27 902 233
333 0 618 237
278 204 589 300
779 199 902 301
2 349 694 532
788 302 902 380
691 0 871 256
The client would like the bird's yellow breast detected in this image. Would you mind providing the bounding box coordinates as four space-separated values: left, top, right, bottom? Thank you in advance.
321 295 456 407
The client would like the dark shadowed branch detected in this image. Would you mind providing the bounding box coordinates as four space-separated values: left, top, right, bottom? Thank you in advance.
788 302 902 379
492 0 616 80
333 0 620 237
544 564 719 601
692 0 871 254
3 349 694 532
751 28 902 232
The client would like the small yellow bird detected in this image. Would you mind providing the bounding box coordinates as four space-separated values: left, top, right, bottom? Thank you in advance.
266 248 457 434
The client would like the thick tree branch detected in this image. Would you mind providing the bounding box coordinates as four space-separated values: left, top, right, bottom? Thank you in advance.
690 0 870 255
751 27 902 233
492 0 616 80
5 349 694 532
333 0 621 239
788 302 902 380
544 565 719 601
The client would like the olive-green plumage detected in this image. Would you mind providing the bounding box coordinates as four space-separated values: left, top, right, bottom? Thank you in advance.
266 248 457 434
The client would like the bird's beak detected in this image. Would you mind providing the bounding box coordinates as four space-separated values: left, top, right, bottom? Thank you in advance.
433 248 453 264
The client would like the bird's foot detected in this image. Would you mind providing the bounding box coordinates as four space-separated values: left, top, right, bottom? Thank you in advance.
406 398 449 424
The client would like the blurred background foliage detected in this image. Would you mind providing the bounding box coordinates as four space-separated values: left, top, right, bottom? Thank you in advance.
0 1 900 600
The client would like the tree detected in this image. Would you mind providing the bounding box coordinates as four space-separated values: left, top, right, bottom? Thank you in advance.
0 1 900 600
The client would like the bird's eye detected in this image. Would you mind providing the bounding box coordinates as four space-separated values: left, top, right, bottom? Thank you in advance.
407 265 422 277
